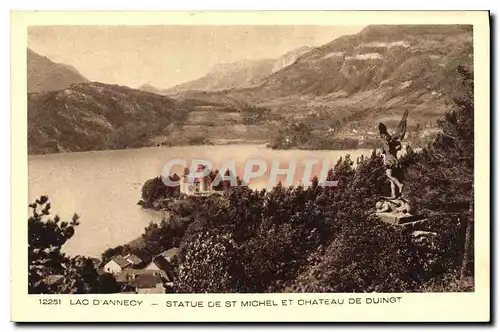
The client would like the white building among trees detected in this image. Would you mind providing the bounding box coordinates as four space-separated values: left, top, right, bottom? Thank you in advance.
180 165 213 196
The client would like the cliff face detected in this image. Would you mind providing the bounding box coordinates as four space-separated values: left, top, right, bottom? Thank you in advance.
271 46 312 73
27 48 89 93
166 58 276 94
165 46 314 94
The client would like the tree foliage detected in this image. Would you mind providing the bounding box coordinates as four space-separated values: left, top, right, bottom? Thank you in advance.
28 196 119 294
176 231 238 293
138 175 180 208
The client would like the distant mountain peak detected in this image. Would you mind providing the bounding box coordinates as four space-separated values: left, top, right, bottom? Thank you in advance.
27 48 88 93
166 46 314 94
271 45 313 73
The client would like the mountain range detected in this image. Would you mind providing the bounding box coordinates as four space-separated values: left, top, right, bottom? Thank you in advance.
27 25 473 154
176 25 473 127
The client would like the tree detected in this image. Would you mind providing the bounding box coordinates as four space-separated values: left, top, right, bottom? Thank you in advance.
403 65 475 288
96 273 121 293
139 175 180 208
435 65 474 164
28 196 103 294
28 196 79 293
57 256 100 294
176 231 238 293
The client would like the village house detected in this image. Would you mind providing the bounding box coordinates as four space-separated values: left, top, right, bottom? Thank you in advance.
115 269 167 294
145 256 171 279
180 175 211 195
142 248 179 286
123 253 143 266
111 248 181 294
115 268 143 284
104 255 131 274
146 255 175 283
178 164 241 196
130 274 165 294
103 253 144 275
103 248 181 293
115 268 159 283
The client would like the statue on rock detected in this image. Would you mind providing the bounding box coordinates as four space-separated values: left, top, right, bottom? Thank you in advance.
374 110 427 227
378 109 408 199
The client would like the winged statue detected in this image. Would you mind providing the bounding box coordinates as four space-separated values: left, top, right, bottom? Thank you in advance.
379 109 408 142
378 110 409 199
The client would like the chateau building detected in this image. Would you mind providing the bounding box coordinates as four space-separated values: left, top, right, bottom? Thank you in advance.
180 164 214 196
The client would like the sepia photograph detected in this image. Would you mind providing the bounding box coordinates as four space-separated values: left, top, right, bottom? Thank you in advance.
11 10 490 322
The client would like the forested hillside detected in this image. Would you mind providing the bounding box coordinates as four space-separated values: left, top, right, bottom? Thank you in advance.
28 82 191 154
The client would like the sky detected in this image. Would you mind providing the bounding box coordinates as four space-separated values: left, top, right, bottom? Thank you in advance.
28 25 364 89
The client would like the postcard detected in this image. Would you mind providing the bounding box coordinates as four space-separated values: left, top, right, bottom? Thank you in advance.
11 10 490 322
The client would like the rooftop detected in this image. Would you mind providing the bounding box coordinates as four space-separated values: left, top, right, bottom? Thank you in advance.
116 268 159 283
124 253 143 265
109 255 132 269
129 274 163 289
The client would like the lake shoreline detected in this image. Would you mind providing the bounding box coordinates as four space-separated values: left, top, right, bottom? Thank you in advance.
28 141 381 158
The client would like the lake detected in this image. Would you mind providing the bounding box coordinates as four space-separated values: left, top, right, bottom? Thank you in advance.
28 145 374 258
